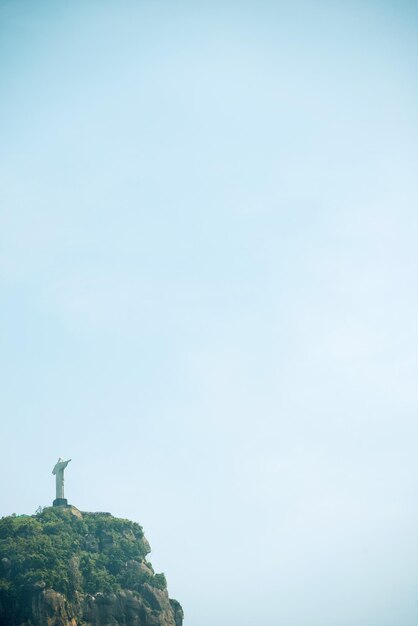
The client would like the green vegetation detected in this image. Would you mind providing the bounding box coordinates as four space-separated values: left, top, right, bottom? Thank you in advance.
0 507 166 612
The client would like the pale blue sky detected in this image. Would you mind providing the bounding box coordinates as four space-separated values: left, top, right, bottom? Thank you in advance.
1 1 418 625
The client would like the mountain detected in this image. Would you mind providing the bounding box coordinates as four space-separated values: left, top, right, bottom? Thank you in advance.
0 506 183 626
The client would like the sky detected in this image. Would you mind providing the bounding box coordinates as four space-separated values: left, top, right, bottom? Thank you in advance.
1 1 418 624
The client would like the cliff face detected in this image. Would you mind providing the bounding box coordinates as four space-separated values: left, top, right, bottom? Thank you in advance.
0 507 183 626
24 585 183 626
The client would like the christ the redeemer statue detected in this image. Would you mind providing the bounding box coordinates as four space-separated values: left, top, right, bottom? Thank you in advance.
52 457 71 506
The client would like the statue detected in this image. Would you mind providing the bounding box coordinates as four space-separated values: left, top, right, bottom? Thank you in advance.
52 458 71 506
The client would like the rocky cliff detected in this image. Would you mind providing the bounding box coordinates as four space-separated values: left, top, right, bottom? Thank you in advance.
0 506 183 626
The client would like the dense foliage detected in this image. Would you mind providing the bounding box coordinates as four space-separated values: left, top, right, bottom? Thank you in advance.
0 507 166 612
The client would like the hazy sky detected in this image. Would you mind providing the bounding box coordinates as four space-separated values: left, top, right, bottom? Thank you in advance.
1 1 418 625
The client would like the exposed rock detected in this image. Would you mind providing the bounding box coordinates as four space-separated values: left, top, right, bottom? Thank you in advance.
1 558 11 577
25 586 180 626
170 600 184 626
31 588 78 626
127 560 154 580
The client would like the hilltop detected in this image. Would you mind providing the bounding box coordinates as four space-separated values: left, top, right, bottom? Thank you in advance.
0 506 183 626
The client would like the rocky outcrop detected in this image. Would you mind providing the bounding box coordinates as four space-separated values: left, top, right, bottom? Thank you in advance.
30 588 77 626
169 599 184 626
25 586 180 626
0 508 183 626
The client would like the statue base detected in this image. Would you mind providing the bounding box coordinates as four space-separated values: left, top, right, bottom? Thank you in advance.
53 498 68 507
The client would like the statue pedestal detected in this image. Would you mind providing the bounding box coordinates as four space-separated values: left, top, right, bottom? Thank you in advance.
53 498 68 507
